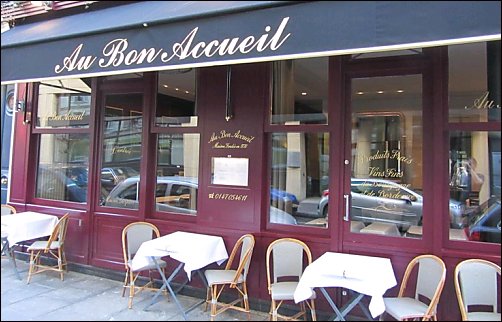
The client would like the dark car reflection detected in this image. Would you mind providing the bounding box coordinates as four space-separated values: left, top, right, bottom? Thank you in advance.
465 197 501 244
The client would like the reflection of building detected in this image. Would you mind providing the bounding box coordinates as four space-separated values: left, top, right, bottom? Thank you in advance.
1 2 500 320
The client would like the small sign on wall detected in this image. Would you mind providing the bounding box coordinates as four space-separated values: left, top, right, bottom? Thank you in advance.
211 157 249 187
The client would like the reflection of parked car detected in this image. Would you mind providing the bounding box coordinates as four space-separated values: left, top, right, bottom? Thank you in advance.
101 167 139 192
270 187 299 204
297 178 466 229
104 176 297 224
37 165 88 202
270 206 297 225
465 198 501 243
104 176 197 214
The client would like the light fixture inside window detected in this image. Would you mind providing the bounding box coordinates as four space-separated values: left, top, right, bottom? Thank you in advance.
301 92 307 96
377 91 384 94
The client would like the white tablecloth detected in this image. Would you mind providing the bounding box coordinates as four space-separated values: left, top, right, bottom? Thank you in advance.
131 231 229 279
1 211 59 246
294 252 397 318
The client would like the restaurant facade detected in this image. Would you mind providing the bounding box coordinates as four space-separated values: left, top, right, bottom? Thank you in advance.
1 1 501 320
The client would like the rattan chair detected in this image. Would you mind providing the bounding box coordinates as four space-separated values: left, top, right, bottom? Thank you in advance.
266 237 316 321
454 258 501 321
121 221 167 309
381 254 446 321
26 213 70 283
204 233 255 321
1 204 16 216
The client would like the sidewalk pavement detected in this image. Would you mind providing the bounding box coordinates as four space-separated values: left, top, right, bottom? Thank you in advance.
1 258 270 321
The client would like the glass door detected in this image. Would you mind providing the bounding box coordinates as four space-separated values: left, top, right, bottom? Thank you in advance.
344 73 425 239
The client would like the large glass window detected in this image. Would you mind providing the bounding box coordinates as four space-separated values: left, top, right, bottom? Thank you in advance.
449 131 500 243
100 93 143 209
269 57 330 228
156 69 197 127
448 41 500 123
36 134 89 202
36 79 91 128
34 78 92 203
154 69 199 216
271 132 329 227
156 134 199 215
448 41 501 244
272 58 328 125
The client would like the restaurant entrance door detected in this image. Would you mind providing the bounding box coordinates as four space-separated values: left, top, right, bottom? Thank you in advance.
340 54 428 245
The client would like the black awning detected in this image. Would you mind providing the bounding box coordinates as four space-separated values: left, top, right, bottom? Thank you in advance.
2 1 500 84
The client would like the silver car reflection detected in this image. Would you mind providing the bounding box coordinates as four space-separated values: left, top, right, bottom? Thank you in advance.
104 176 297 225
297 178 466 229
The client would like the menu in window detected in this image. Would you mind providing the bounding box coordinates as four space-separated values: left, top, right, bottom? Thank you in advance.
212 157 249 187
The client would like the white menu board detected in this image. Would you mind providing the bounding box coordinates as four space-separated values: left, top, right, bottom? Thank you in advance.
212 157 249 187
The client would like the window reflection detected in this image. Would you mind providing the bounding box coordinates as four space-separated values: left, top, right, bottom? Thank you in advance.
272 57 328 125
156 69 197 127
100 94 143 208
449 131 501 244
270 132 329 227
448 41 501 122
155 133 200 215
36 134 89 202
36 79 91 128
350 75 423 238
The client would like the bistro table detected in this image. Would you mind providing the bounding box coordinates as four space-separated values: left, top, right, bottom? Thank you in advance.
131 231 229 320
294 251 397 321
1 211 59 280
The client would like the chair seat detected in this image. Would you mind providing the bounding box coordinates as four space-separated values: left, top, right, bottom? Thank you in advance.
383 297 430 320
271 281 316 301
205 269 243 286
28 240 61 251
467 312 501 321
127 258 167 272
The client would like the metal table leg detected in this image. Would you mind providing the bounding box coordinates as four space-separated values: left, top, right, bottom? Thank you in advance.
320 287 346 321
1 238 21 280
144 257 208 321
321 288 374 321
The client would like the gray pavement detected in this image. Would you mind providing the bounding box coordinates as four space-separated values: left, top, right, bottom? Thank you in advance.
1 258 270 321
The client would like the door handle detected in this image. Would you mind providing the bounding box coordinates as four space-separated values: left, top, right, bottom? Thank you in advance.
343 194 350 221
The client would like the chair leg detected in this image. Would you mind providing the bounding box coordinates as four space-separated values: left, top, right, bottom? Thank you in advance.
122 270 129 297
128 271 135 309
58 248 64 281
242 282 251 320
210 284 218 321
204 285 210 311
61 246 68 272
300 301 307 320
26 250 36 284
270 300 278 321
309 299 317 321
